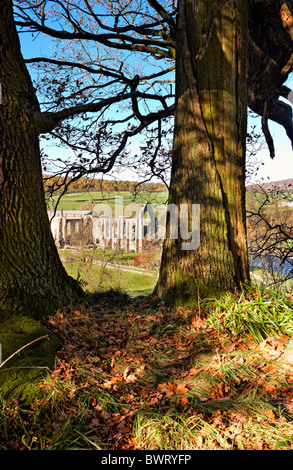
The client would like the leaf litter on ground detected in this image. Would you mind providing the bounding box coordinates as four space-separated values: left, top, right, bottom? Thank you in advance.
1 288 293 450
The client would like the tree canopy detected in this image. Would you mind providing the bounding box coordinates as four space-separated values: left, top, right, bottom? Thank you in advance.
13 0 293 184
14 0 177 188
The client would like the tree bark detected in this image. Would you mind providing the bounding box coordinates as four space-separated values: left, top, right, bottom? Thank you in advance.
156 0 250 304
0 0 83 321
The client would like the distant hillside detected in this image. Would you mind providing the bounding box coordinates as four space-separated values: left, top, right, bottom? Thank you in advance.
43 174 167 196
247 178 293 193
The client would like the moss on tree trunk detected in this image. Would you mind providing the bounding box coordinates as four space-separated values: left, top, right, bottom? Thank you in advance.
0 0 83 321
156 0 250 305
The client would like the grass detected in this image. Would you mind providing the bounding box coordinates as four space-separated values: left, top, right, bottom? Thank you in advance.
61 254 158 296
1 287 293 450
47 190 168 213
206 286 293 342
59 248 139 266
58 246 160 296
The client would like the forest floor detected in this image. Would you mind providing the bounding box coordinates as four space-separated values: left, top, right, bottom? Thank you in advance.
1 287 293 450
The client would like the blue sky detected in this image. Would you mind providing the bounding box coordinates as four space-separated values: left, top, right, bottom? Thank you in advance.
247 111 293 184
18 29 293 185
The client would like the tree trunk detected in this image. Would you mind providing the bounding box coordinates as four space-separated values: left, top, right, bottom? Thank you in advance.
156 0 250 305
0 0 83 321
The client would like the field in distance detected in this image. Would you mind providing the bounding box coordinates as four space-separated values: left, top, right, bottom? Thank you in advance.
47 190 169 212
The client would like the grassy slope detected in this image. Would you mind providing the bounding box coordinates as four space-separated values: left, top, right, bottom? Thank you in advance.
47 190 168 212
59 249 159 296
64 260 157 296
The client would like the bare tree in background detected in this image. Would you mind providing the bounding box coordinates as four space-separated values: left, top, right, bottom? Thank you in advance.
247 180 293 291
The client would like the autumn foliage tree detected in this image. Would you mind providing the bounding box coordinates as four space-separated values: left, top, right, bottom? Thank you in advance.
1 0 293 317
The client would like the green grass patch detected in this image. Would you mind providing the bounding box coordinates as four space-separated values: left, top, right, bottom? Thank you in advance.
62 258 157 296
59 248 138 266
206 286 293 342
47 190 168 212
59 247 158 296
